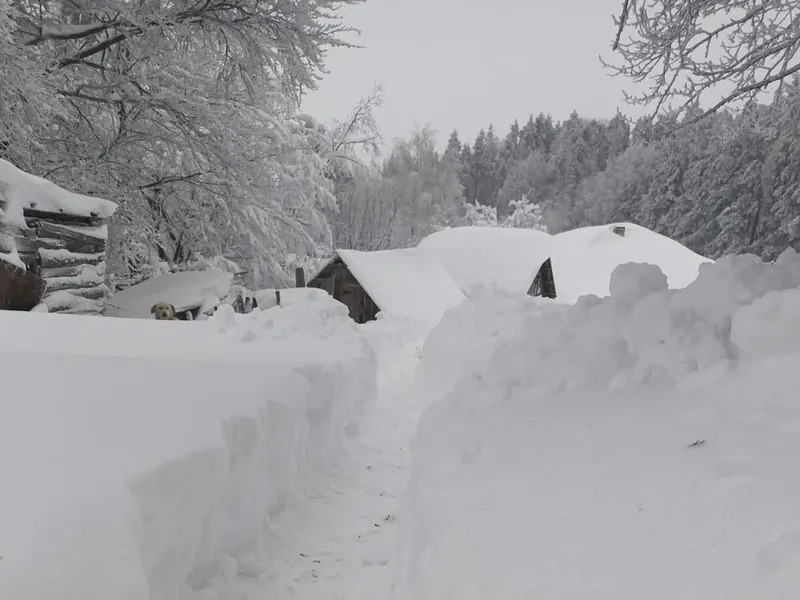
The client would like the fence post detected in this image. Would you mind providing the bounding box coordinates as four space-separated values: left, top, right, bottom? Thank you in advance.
295 267 305 287
275 289 281 306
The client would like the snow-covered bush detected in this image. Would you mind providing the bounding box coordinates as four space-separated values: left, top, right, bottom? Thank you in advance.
502 195 548 231
461 195 547 231
462 201 498 227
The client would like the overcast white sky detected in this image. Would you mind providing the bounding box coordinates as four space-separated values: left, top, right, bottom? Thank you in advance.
301 0 647 149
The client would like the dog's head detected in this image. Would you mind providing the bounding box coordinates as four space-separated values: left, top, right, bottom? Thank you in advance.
150 301 177 320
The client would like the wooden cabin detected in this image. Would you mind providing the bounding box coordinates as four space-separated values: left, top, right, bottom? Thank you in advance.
307 255 379 324
0 159 118 314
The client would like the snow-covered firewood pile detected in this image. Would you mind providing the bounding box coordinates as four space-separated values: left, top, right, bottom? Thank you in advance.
0 159 117 314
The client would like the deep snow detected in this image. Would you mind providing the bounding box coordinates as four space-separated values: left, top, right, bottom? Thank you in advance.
257 319 426 599
0 293 377 600
392 249 800 599
7 223 800 600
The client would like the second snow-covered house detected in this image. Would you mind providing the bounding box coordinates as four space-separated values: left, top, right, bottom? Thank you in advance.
416 226 557 299
0 159 118 313
548 222 712 303
307 247 466 327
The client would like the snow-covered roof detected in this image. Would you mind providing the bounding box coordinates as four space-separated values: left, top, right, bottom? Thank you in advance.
550 222 713 303
0 159 117 224
417 226 553 295
336 247 466 328
105 270 234 319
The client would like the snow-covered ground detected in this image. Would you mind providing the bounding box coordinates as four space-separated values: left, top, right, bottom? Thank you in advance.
258 319 426 599
392 250 800 599
0 293 379 600
6 221 800 600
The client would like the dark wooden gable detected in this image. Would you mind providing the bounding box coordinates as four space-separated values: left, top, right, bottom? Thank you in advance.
307 255 380 324
527 258 557 299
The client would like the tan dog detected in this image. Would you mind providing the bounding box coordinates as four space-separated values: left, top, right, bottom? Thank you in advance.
150 301 178 320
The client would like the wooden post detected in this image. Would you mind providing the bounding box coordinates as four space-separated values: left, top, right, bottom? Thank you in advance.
275 289 281 306
295 267 305 287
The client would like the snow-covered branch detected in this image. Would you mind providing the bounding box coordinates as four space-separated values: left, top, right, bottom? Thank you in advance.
607 0 800 123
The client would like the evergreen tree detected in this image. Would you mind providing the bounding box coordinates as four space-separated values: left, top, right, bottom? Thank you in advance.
518 115 538 158
607 111 631 159
533 113 557 155
445 130 463 158
459 142 475 202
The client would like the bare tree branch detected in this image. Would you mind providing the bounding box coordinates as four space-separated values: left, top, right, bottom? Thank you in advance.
612 0 632 51
606 0 800 125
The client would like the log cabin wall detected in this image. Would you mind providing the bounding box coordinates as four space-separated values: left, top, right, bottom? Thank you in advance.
17 209 113 314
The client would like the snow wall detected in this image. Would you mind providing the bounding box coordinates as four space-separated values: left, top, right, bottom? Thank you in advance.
0 292 378 600
393 251 800 600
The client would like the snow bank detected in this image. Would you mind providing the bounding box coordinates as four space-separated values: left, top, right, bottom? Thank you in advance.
106 270 234 318
338 247 466 329
394 249 800 599
417 226 552 296
254 286 330 310
0 292 377 600
551 222 712 303
0 158 117 222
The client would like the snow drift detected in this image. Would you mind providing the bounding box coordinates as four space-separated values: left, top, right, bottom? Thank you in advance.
0 292 377 600
393 249 800 599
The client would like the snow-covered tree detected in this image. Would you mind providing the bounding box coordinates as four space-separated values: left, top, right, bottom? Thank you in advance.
329 165 405 251
381 126 463 245
462 202 498 227
0 1 58 167
6 0 366 288
329 126 464 251
608 0 800 122
502 196 548 232
459 196 547 232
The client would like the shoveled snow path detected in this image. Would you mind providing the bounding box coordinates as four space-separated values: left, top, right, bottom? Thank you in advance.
260 340 424 599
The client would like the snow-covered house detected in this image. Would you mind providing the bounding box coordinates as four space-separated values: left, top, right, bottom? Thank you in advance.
549 222 712 303
0 159 118 314
417 226 557 298
308 248 466 327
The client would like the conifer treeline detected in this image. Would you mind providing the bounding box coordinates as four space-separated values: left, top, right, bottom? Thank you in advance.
443 82 800 260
